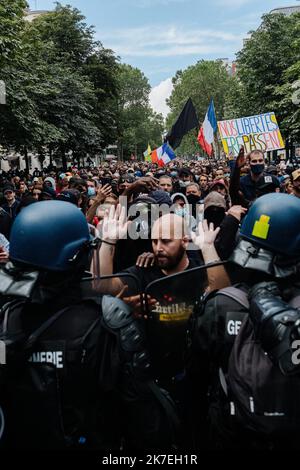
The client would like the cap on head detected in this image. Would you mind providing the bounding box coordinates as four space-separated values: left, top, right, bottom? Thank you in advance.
3 184 15 194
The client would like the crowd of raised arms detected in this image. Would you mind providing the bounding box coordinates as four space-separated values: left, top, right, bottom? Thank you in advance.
0 148 300 451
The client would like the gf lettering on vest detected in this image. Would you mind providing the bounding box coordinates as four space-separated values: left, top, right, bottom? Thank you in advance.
252 215 270 239
227 320 242 336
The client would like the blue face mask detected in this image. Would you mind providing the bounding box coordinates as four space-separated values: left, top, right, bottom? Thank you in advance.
175 207 186 217
251 164 264 175
88 187 96 197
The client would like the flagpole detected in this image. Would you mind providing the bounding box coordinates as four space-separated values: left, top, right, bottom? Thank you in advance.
214 133 219 160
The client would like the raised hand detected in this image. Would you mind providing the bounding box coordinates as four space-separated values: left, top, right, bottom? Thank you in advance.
236 145 246 169
101 204 129 243
226 205 248 222
129 177 159 194
96 184 112 203
191 219 220 251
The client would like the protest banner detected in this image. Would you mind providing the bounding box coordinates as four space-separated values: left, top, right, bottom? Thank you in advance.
218 112 285 156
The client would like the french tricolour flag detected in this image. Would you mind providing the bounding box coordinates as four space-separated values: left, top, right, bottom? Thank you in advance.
151 143 176 167
197 99 217 157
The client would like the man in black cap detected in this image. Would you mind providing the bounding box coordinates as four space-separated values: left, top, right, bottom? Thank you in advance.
1 184 20 220
57 189 81 207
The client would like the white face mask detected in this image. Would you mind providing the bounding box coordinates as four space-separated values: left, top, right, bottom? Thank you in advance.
179 180 189 188
174 207 186 217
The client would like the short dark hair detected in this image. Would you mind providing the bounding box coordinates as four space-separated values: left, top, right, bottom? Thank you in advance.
249 149 264 160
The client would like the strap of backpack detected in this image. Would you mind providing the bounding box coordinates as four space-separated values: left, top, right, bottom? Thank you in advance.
24 306 72 351
219 367 228 396
217 286 250 310
24 298 103 361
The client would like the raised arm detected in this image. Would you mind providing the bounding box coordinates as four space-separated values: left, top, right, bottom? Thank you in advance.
192 220 230 292
91 205 129 295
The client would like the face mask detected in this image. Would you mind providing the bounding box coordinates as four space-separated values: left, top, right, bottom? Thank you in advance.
174 207 186 217
251 164 264 175
179 181 189 188
204 207 225 228
88 187 96 197
187 194 200 205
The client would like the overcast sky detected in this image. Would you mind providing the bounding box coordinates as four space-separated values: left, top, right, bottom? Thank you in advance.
28 0 298 116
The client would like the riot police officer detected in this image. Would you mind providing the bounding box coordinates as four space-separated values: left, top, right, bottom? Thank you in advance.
189 193 300 449
0 201 178 451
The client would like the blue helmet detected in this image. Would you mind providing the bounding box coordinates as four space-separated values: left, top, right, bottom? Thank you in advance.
240 193 300 257
231 194 300 278
9 201 90 272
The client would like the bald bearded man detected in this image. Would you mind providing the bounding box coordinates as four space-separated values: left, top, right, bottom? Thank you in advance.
93 206 229 296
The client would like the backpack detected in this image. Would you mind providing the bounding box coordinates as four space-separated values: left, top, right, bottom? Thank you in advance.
218 288 300 438
0 296 107 450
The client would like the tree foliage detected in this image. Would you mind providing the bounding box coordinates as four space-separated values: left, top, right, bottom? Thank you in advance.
0 3 118 168
230 12 300 140
0 2 164 167
117 64 164 159
0 0 27 67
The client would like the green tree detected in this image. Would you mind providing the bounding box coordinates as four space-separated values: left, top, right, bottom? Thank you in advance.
30 2 94 67
166 60 234 155
84 48 120 150
233 12 300 140
272 15 300 141
30 3 120 152
0 3 121 169
0 37 101 170
0 0 27 67
117 64 163 159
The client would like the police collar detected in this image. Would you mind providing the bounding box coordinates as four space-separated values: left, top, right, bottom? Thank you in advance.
0 262 39 298
230 239 299 279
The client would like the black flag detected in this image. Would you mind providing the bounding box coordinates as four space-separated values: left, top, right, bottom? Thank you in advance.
166 98 198 149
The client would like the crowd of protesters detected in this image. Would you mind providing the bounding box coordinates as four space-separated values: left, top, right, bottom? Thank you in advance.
1 150 299 265
1 149 300 451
